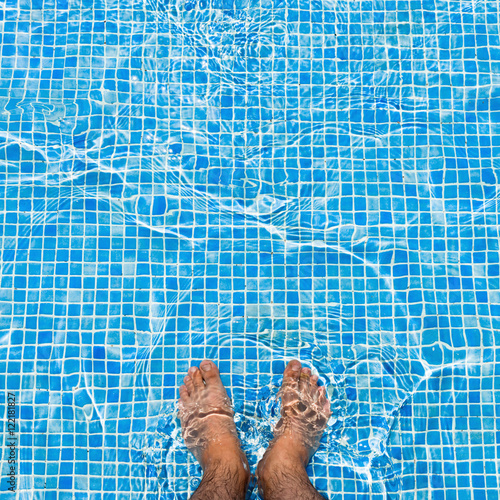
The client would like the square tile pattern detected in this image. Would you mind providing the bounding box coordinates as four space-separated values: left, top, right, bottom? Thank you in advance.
0 0 499 498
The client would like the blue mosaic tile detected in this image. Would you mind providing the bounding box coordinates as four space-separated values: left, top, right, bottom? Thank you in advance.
0 0 499 497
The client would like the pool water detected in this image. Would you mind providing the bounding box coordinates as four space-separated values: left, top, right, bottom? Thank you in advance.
0 0 499 498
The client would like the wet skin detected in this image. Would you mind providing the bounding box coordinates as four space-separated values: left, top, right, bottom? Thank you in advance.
178 360 249 470
178 359 331 499
257 359 331 471
178 360 250 498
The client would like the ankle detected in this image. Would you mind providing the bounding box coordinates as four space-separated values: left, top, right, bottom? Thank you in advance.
202 447 250 482
266 434 310 467
257 457 311 499
200 436 248 469
193 455 250 500
204 457 249 478
257 444 307 486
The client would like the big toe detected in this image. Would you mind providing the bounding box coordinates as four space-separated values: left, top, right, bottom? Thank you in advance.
199 360 223 386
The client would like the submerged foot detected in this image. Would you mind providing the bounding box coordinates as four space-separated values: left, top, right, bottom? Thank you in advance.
257 359 331 479
178 360 249 478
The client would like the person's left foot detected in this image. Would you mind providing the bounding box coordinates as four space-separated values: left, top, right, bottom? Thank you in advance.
256 360 331 484
178 360 249 479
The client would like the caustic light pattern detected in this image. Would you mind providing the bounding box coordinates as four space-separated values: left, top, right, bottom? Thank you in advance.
0 0 499 498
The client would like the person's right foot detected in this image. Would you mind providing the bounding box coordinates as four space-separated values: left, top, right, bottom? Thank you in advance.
257 359 331 476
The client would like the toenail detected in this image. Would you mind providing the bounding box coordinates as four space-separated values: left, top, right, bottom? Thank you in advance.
200 362 211 371
189 367 196 374
292 364 300 371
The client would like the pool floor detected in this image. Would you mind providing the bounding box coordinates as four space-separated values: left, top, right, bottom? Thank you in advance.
0 0 499 498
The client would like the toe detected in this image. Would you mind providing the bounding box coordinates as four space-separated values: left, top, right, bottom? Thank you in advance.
283 359 301 387
310 374 319 394
280 360 301 406
179 385 189 403
318 386 331 413
299 367 311 393
199 360 223 386
184 375 194 395
189 366 204 389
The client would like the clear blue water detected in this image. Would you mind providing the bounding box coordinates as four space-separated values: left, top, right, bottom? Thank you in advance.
0 0 499 498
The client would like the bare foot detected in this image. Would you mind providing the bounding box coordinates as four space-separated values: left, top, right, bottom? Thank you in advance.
257 360 331 481
178 360 249 479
